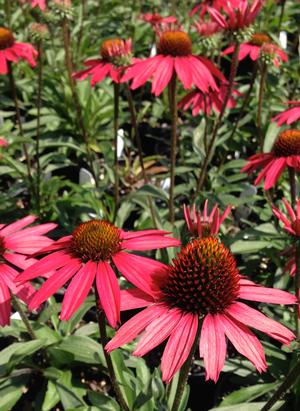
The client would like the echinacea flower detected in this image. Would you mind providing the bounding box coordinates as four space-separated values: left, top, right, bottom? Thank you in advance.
0 27 38 75
179 83 239 116
272 198 300 237
141 13 177 27
0 215 56 326
73 38 132 86
194 20 221 37
20 0 46 10
241 130 300 190
0 137 8 147
122 28 225 96
16 220 180 328
183 201 231 237
209 0 263 31
272 101 300 126
106 236 295 383
190 0 224 18
222 33 288 67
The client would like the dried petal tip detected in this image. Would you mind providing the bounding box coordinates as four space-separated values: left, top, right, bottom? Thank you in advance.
0 27 14 50
157 31 192 56
162 237 240 315
273 130 300 157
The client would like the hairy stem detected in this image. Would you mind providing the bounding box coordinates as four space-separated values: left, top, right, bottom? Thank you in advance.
260 358 300 411
288 167 296 209
113 83 120 217
95 295 130 411
257 62 267 152
195 42 240 195
10 292 37 340
169 74 178 225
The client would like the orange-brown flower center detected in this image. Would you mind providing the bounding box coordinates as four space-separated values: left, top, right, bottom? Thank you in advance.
249 33 270 46
273 130 300 157
161 237 240 315
100 38 125 60
157 31 192 57
0 27 15 50
70 220 121 262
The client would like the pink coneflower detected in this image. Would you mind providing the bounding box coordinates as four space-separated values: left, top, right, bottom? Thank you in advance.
0 216 56 326
209 0 263 31
73 38 132 86
183 201 231 237
190 1 224 18
0 27 38 75
194 20 221 37
179 84 239 116
141 13 177 27
241 130 300 190
272 102 300 126
16 220 180 328
0 137 8 147
20 0 46 10
106 236 295 383
222 33 287 67
122 28 225 96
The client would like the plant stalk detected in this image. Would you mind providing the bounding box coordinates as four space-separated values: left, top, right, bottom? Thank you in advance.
95 293 130 411
113 83 120 217
169 74 178 225
257 62 267 152
195 42 240 195
10 292 37 340
35 40 43 215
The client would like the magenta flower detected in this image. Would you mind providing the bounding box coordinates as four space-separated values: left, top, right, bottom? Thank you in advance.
241 130 300 190
16 220 180 328
0 137 8 148
223 33 287 67
0 216 56 326
209 0 263 31
141 13 177 27
194 20 221 37
190 0 224 18
122 28 225 96
20 0 46 10
73 38 132 86
106 237 295 383
183 200 231 237
0 27 38 75
179 84 239 116
272 101 300 126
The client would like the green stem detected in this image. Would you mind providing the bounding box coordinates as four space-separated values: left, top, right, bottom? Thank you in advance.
113 83 120 218
170 323 201 411
288 167 296 209
95 294 130 411
195 42 240 195
4 0 11 26
35 40 43 216
257 62 267 152
260 359 300 411
10 292 37 340
169 74 178 225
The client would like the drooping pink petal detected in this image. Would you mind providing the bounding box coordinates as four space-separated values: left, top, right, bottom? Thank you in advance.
227 302 295 345
120 229 171 240
29 261 81 310
174 57 193 90
121 234 180 250
4 236 54 254
0 215 37 236
239 279 297 305
161 313 198 383
0 264 35 304
263 157 287 190
221 313 267 372
0 281 11 326
61 261 97 321
199 313 227 383
151 56 174 96
96 261 120 328
120 288 155 311
105 304 169 352
133 308 182 357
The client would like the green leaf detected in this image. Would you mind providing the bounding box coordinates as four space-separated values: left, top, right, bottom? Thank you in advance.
220 383 279 406
88 391 120 411
42 380 60 411
209 401 284 411
110 350 136 408
230 240 272 254
0 375 29 411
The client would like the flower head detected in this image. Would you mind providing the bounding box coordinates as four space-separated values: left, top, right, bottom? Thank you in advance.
16 220 180 327
273 198 300 237
73 38 132 85
272 101 300 127
179 83 240 116
0 27 38 75
141 13 177 27
222 32 287 67
209 0 263 31
0 216 56 326
183 201 231 238
122 27 225 96
242 129 300 190
106 236 295 383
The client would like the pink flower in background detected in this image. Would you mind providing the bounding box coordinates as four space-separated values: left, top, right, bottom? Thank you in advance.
74 38 132 85
16 220 180 328
0 216 56 326
179 84 240 116
122 28 225 96
272 102 300 126
20 0 46 10
223 33 287 67
183 200 231 237
242 130 300 190
106 236 295 383
209 0 263 30
0 137 8 147
194 20 221 37
272 198 300 237
190 0 224 18
141 13 177 27
0 27 38 75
